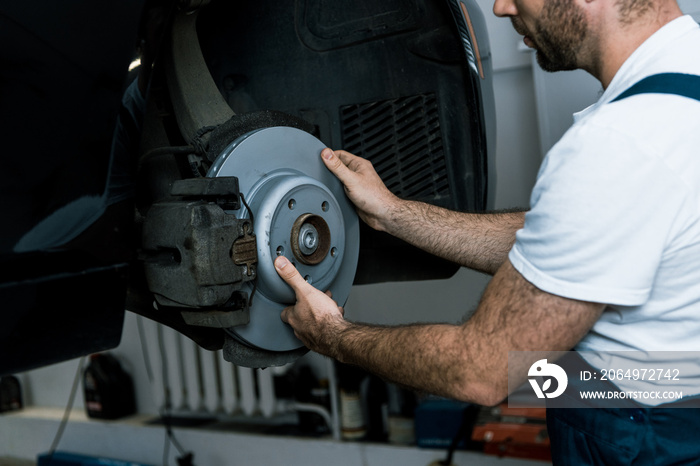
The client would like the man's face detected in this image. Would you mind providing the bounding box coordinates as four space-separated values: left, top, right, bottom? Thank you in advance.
507 0 589 72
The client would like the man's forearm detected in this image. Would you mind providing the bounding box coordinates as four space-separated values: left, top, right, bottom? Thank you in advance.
319 149 524 273
333 320 501 405
383 201 526 275
326 261 603 405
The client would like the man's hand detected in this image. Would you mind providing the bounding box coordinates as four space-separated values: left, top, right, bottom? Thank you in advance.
274 255 348 356
321 148 399 232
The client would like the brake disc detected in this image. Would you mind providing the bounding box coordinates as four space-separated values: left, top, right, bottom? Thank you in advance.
208 126 360 352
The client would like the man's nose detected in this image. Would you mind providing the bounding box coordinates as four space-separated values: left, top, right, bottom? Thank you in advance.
493 0 517 17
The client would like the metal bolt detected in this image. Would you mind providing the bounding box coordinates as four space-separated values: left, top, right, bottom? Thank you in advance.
298 223 319 255
290 213 331 265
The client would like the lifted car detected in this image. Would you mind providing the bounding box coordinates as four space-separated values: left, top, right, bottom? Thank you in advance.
0 0 494 374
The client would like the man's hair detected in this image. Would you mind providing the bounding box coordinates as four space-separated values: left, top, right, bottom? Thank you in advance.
615 0 655 24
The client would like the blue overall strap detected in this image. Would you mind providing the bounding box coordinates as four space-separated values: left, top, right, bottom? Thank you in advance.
611 72 700 103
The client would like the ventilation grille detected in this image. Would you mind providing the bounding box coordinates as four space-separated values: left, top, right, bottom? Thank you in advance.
340 93 449 200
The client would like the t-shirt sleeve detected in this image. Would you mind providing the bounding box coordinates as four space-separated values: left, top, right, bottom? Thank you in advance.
508 121 685 306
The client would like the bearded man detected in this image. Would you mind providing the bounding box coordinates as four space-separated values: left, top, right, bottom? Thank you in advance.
275 0 700 462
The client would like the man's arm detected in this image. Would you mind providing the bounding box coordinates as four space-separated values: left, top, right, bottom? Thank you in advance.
275 255 604 405
321 149 524 275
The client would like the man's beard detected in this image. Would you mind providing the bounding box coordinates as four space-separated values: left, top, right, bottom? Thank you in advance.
514 0 588 72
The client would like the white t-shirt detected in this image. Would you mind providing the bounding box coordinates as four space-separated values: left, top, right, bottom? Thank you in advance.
508 16 700 401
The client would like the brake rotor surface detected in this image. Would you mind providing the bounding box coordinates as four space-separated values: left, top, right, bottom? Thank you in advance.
208 127 359 352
